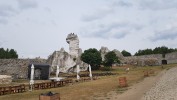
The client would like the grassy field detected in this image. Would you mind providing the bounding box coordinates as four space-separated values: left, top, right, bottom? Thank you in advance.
0 64 176 100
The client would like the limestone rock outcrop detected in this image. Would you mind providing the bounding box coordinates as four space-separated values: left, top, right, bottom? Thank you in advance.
47 33 88 73
112 49 124 61
100 46 110 61
66 33 80 58
100 46 124 62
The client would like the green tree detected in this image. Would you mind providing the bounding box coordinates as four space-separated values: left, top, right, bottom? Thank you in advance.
0 48 18 59
9 49 18 58
5 48 10 59
121 50 131 57
0 48 5 58
81 48 102 70
134 46 177 56
104 51 119 67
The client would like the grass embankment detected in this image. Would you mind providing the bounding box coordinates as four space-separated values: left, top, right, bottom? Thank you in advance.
0 64 176 100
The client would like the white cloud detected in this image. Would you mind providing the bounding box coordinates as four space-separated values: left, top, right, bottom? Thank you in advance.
81 6 114 22
0 0 38 24
139 0 177 10
111 0 133 7
151 27 177 41
0 5 17 17
17 0 38 10
1 0 177 58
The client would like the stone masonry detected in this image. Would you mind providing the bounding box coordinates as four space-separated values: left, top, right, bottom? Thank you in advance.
0 58 47 79
124 52 177 66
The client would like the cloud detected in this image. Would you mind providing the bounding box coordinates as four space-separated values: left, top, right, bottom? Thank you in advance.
150 28 177 41
0 5 17 17
0 39 7 47
139 0 177 10
113 32 128 39
0 0 38 24
81 7 113 22
81 0 134 22
17 0 38 10
112 1 133 7
0 4 18 24
80 21 142 39
0 18 8 24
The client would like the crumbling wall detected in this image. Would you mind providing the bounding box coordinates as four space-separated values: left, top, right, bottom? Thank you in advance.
124 54 162 66
0 59 47 79
165 52 177 64
0 75 12 84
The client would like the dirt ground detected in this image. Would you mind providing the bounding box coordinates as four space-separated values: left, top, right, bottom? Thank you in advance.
92 70 166 100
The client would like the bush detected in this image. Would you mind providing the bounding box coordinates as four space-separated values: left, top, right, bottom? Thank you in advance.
101 66 111 71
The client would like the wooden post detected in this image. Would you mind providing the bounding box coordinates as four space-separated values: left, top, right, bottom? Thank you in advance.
39 92 60 100
144 71 149 77
119 77 128 87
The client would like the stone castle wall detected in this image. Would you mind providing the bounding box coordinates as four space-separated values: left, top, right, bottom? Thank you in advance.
124 52 177 66
124 54 163 66
0 59 47 79
165 52 177 64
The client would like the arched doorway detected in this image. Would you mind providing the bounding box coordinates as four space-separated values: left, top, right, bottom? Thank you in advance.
34 68 41 80
162 60 167 65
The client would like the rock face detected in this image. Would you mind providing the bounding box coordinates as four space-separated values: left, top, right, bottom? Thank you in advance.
100 46 110 61
100 46 124 62
112 49 124 61
66 33 80 58
47 33 88 73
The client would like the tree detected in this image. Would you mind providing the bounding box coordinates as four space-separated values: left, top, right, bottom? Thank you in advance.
121 50 131 57
0 48 18 59
103 51 119 67
0 48 5 58
5 48 10 59
134 46 177 56
9 49 18 58
81 48 102 70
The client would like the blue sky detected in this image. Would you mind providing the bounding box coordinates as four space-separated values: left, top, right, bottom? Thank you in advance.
0 0 177 58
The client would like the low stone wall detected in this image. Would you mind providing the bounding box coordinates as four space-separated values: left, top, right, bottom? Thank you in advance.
124 52 177 66
0 59 47 79
124 54 162 66
0 75 12 84
165 52 177 64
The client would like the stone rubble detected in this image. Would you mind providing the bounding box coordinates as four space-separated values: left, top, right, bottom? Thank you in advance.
142 67 177 100
0 75 12 84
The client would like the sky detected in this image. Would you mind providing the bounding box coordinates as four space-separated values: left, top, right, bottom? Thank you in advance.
0 0 177 58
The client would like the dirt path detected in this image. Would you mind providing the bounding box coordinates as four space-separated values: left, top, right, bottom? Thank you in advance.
93 70 166 100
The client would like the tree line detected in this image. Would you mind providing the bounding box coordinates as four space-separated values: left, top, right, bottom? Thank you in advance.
0 48 18 59
134 46 177 56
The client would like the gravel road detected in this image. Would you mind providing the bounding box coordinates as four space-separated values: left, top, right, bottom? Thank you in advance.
141 67 177 100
